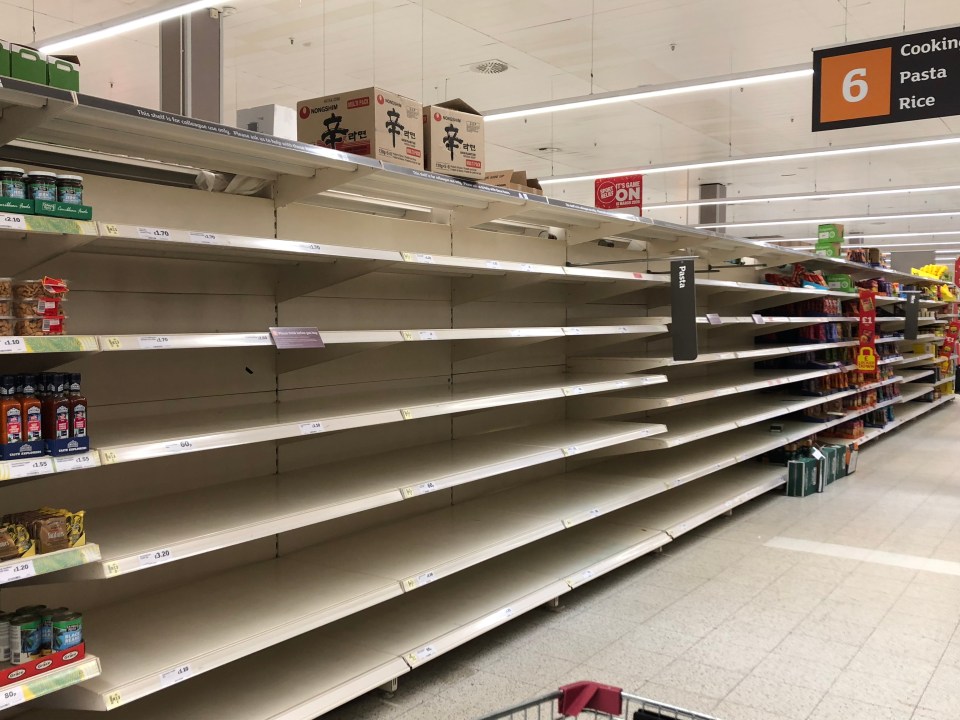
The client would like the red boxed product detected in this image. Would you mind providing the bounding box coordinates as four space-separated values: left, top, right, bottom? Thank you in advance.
0 643 86 687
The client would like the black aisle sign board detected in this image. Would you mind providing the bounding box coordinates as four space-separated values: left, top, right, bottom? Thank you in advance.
670 260 698 361
904 294 920 341
813 24 960 131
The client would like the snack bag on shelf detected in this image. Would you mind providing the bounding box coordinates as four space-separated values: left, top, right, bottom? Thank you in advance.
0 522 34 560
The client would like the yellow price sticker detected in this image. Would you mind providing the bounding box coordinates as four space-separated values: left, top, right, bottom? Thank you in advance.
403 577 417 591
401 331 413 341
105 337 122 350
106 691 123 708
105 562 121 577
400 409 413 420
103 224 120 236
101 450 119 465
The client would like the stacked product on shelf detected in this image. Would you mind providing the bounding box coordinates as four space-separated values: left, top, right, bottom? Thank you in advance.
1 373 88 459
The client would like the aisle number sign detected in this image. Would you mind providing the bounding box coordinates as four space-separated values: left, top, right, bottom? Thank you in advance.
813 25 960 130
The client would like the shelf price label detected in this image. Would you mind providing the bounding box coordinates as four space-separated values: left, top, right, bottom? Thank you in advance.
403 570 436 590
0 559 35 584
752 314 766 325
53 452 99 473
0 337 25 354
403 480 438 498
563 386 586 396
137 226 173 241
407 645 435 664
139 548 174 568
519 263 533 272
106 691 123 709
401 252 434 264
139 335 173 349
299 420 326 435
485 260 501 269
163 439 194 454
188 231 219 245
7 457 53 480
160 663 193 687
101 450 119 465
0 214 26 231
418 331 438 340
562 445 581 457
705 313 723 325
0 686 24 709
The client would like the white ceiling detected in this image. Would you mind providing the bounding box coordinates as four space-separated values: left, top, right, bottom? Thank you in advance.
4 0 960 249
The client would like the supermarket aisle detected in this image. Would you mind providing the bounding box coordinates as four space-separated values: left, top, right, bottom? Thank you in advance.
323 403 960 720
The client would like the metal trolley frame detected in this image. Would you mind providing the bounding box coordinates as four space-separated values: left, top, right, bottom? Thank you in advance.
476 681 721 720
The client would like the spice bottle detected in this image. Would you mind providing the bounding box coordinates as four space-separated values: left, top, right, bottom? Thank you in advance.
68 374 86 439
1 376 22 445
20 376 41 444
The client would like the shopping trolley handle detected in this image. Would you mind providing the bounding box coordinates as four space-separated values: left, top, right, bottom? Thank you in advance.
558 681 623 716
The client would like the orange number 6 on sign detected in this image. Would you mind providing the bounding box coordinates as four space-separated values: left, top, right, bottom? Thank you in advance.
820 48 892 123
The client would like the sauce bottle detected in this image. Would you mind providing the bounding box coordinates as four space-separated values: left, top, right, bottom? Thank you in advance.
20 376 41 444
42 375 69 441
68 374 86 439
1 376 22 445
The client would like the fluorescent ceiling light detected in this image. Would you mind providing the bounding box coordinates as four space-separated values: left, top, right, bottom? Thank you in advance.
539 135 960 185
777 231 960 243
645 183 960 211
791 242 960 251
39 0 221 54
698 210 960 230
485 65 812 121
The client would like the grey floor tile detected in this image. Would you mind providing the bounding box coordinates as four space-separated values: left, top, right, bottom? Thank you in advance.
577 638 676 682
749 651 843 693
775 633 860 668
864 627 949 664
829 667 926 711
713 699 787 720
793 615 876 647
808 694 908 720
683 635 769 675
846 646 937 686
650 657 747 700
725 675 824 720
634 681 720 716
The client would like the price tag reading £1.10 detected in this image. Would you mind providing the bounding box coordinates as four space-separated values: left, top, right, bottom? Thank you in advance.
0 337 25 354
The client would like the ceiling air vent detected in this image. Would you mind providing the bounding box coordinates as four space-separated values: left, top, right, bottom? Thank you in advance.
470 59 510 75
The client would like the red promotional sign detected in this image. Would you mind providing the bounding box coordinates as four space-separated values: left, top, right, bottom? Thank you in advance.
856 289 877 374
941 319 960 359
594 174 643 211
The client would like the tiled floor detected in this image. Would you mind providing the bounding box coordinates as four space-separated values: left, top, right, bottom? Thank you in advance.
323 402 960 719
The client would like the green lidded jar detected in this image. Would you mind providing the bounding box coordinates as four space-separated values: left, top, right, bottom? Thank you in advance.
0 168 26 199
26 171 57 202
56 175 84 205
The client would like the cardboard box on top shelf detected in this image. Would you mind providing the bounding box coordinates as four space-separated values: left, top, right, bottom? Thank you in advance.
10 44 46 84
423 99 485 179
0 41 10 77
237 104 297 140
297 87 423 170
818 223 845 241
483 169 543 195
867 248 883 265
815 239 843 258
47 55 79 91
826 274 855 292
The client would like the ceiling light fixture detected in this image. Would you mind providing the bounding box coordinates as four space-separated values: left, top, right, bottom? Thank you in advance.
645 183 960 211
39 0 222 54
484 64 812 121
539 135 960 185
697 210 960 230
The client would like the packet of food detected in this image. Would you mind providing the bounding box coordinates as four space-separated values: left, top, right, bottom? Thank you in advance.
0 523 34 560
39 508 85 547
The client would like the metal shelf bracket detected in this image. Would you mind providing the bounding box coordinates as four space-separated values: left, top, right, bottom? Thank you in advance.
274 166 379 208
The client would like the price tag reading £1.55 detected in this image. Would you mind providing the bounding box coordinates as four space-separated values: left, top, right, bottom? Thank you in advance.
7 458 52 480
